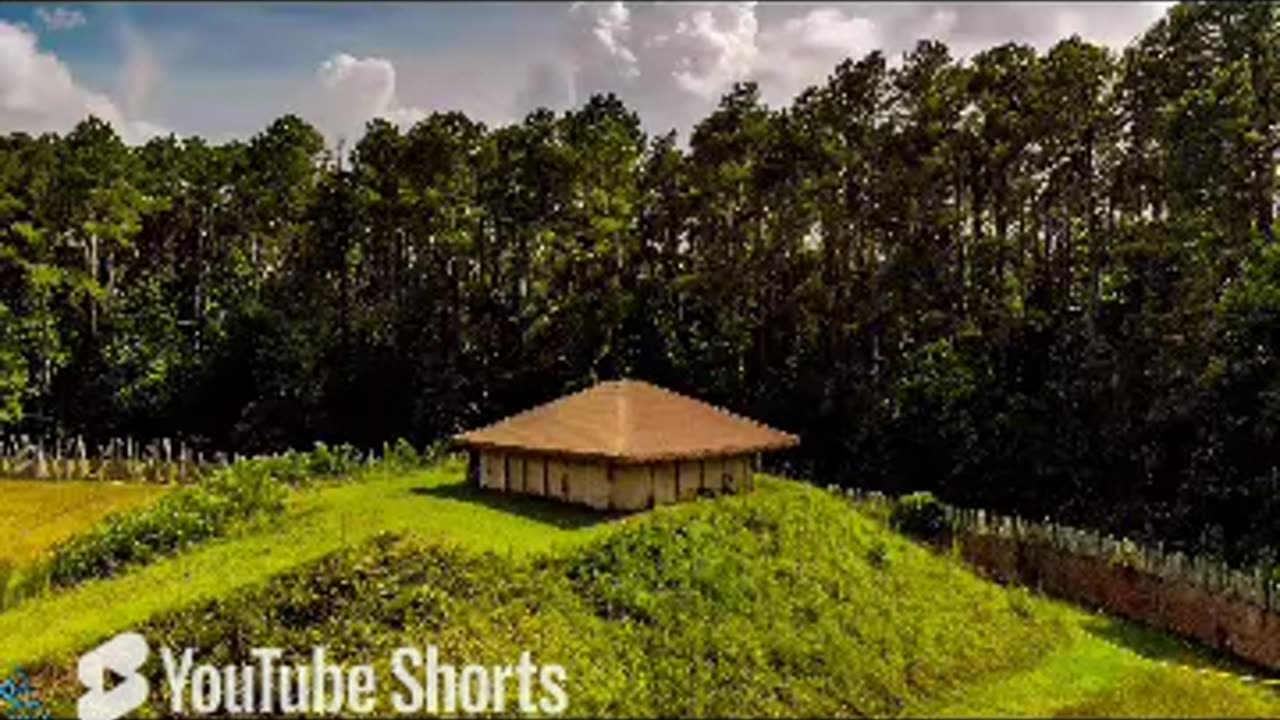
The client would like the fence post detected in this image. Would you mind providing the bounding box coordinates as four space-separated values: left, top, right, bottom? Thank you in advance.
32 442 48 480
161 438 173 484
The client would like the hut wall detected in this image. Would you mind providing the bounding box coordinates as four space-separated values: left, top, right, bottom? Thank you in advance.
566 460 610 510
723 455 749 493
584 462 611 510
677 460 701 501
547 458 570 499
506 454 526 493
565 461 588 504
611 463 653 511
467 450 480 486
479 449 757 508
480 451 507 490
702 457 725 495
653 462 677 505
526 456 547 496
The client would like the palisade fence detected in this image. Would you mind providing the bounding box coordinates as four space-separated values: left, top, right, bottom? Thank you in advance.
832 485 1280 613
0 433 229 484
831 485 1280 670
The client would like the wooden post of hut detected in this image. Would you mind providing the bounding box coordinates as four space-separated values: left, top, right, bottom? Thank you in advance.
453 379 799 512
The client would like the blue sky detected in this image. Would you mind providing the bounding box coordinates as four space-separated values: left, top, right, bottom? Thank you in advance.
0 4 553 76
0 2 1174 145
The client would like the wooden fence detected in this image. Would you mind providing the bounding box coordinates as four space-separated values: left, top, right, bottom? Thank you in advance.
831 485 1280 670
0 434 228 484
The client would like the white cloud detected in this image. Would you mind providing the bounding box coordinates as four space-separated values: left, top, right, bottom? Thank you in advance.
560 2 765 137
753 7 881 106
663 3 760 99
33 6 86 32
299 53 427 148
0 3 1180 144
536 1 1175 137
578 1 638 73
867 2 1173 59
118 23 158 121
0 20 162 143
515 59 575 117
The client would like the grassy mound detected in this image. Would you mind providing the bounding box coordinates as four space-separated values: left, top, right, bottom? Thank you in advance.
31 481 1075 717
557 482 1072 716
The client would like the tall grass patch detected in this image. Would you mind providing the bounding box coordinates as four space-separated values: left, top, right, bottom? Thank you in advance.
4 441 429 607
0 480 172 566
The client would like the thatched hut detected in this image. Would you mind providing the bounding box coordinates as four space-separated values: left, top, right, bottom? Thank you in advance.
453 379 799 511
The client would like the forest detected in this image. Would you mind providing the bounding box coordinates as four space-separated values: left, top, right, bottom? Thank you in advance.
0 2 1278 564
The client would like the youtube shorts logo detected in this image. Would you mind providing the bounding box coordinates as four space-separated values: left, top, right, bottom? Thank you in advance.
77 633 150 720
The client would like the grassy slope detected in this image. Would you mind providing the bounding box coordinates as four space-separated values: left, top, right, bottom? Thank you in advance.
4 465 1277 717
0 480 171 565
0 458 617 671
912 613 1280 717
31 481 1074 717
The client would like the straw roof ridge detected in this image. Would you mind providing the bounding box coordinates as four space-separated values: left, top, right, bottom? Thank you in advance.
613 379 797 451
454 378 799 462
460 380 621 451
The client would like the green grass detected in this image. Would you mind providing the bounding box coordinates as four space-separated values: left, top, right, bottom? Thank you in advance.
1054 664 1280 717
4 464 1279 717
910 612 1280 717
0 479 172 565
27 480 1076 717
0 458 618 673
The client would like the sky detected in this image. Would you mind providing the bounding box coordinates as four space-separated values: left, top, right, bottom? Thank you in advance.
0 2 1175 147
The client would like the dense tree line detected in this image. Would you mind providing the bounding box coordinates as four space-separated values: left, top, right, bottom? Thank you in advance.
2 2 1279 562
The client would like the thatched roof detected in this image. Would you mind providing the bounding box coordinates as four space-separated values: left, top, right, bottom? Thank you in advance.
454 380 799 463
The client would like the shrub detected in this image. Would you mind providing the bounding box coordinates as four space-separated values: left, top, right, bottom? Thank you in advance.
304 441 362 477
45 461 290 587
890 491 952 542
0 560 12 607
381 437 422 471
17 439 437 599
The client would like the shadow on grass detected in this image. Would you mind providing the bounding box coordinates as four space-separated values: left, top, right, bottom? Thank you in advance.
409 482 624 530
1082 614 1200 662
1081 612 1271 677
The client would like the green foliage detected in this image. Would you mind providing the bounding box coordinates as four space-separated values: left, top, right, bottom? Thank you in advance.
43 462 289 588
293 441 362 478
0 561 12 608
31 440 410 591
380 437 421 471
890 491 953 542
894 340 977 413
0 301 28 425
